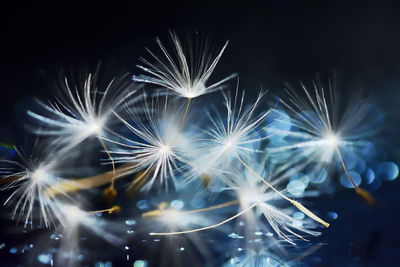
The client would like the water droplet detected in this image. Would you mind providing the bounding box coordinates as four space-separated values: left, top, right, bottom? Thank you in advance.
265 232 274 237
38 253 52 264
136 200 149 210
127 230 135 235
170 199 185 210
9 244 33 254
133 260 148 267
50 233 62 240
179 247 185 251
309 168 328 184
228 233 243 239
293 211 305 220
327 212 338 220
254 231 263 236
125 220 136 226
95 261 112 267
287 180 307 196
124 245 130 250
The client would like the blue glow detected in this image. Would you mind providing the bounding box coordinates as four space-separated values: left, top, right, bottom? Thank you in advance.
125 219 136 226
133 260 148 267
136 200 149 210
363 168 375 184
327 211 338 220
342 151 357 170
190 197 206 209
287 179 307 196
293 211 305 220
352 158 366 173
38 254 52 264
340 171 361 188
309 168 328 184
265 109 292 140
170 199 185 210
376 161 399 181
222 253 288 267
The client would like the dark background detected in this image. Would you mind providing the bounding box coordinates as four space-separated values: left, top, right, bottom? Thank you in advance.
1 0 400 266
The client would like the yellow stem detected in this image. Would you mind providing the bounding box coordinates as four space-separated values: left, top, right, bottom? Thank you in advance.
45 163 134 197
142 199 240 218
87 205 121 215
149 203 257 236
335 148 375 205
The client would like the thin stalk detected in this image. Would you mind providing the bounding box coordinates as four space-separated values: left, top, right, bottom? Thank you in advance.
142 199 240 218
149 203 257 236
179 98 192 128
335 148 375 205
236 155 330 228
98 138 116 189
87 205 121 215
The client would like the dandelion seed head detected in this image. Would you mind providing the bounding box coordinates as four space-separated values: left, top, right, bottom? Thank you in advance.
64 205 84 225
28 71 139 152
82 118 104 136
239 188 264 207
134 32 235 99
222 137 238 152
159 144 172 155
30 166 50 183
323 132 340 149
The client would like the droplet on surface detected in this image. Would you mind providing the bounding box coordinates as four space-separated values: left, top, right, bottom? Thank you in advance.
38 253 52 264
133 260 148 267
327 211 338 220
125 219 136 226
136 200 149 210
293 211 305 220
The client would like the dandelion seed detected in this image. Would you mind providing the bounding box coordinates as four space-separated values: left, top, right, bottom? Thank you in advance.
276 77 375 204
133 31 236 99
28 71 139 152
0 147 71 227
27 70 141 199
105 94 194 191
183 89 270 186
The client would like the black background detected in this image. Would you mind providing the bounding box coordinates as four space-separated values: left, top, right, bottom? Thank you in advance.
1 0 400 266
